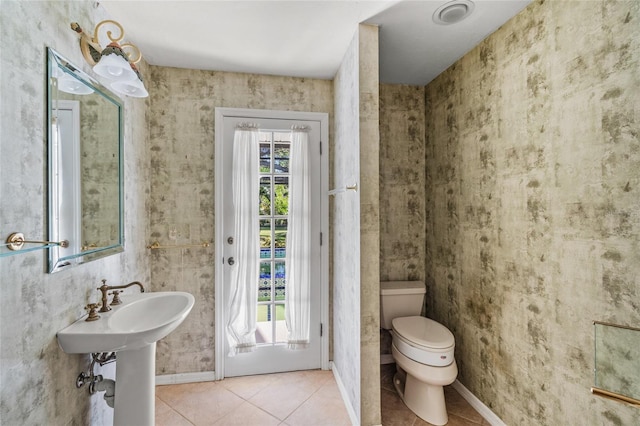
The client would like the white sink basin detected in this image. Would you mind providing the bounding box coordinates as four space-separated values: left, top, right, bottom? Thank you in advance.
57 291 195 354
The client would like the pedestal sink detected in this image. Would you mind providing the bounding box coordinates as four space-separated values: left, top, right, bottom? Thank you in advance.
57 291 195 426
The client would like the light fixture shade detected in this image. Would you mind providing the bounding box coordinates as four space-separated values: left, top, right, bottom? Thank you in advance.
58 73 94 95
52 66 94 95
111 76 149 98
93 42 137 81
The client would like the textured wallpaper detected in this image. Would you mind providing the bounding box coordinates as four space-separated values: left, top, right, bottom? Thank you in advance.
332 29 362 423
332 24 381 426
425 0 639 424
0 1 150 425
357 24 381 426
379 84 426 284
148 66 333 375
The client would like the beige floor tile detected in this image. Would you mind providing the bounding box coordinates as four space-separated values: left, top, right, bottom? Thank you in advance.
444 386 485 424
220 373 278 400
249 370 332 420
413 413 479 426
156 381 244 425
380 388 417 426
274 369 334 388
283 379 351 426
248 383 309 420
155 397 194 426
213 401 281 426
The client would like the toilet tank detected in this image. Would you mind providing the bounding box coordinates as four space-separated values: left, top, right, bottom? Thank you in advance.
380 281 426 329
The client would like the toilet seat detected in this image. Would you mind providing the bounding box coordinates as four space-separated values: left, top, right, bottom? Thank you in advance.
393 316 454 349
392 316 455 367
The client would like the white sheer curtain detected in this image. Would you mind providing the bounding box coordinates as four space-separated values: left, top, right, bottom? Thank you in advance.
285 126 311 350
226 124 260 356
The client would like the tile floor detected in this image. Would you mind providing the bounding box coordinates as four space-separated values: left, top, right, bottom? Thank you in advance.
155 364 488 426
155 369 351 426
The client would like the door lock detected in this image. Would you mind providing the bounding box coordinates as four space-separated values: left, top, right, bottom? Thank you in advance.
227 236 234 245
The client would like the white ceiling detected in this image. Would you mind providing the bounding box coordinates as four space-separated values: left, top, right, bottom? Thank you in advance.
100 0 532 86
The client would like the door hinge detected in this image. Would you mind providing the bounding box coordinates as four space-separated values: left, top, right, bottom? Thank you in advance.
320 232 323 246
320 323 323 337
320 141 323 155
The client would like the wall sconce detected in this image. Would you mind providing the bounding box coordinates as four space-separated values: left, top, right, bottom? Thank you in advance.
70 20 148 98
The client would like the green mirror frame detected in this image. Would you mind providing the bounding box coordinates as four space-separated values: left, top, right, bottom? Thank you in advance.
47 47 124 273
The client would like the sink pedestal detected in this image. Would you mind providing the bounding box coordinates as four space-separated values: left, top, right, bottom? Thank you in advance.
114 343 156 426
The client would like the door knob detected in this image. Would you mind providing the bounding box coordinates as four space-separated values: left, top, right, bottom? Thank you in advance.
227 257 235 265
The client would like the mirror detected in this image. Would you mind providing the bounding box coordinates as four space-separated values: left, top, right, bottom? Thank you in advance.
47 48 124 273
593 321 640 405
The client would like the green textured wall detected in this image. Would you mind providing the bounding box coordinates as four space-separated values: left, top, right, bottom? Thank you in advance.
425 1 639 424
380 84 426 285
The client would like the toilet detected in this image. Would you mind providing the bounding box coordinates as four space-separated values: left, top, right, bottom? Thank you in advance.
380 281 458 426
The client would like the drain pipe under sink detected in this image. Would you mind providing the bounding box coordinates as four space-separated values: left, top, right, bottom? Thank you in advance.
92 377 116 408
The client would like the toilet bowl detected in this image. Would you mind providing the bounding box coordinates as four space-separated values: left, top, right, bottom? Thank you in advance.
380 281 458 426
391 316 458 426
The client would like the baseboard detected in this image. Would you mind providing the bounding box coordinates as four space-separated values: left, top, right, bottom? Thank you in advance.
451 380 506 426
330 362 359 426
155 371 217 386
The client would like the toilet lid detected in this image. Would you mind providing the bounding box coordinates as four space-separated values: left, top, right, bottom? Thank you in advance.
392 316 454 350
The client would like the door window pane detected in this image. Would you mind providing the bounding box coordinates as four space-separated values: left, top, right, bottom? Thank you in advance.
260 143 271 173
259 177 271 216
259 262 271 302
274 176 288 216
274 143 290 173
256 304 287 344
274 261 286 301
274 218 287 257
275 303 287 342
260 218 271 258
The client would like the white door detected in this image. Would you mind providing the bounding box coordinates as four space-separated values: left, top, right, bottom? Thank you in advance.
215 109 328 378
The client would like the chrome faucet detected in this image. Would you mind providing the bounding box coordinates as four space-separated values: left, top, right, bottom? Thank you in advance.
97 279 145 312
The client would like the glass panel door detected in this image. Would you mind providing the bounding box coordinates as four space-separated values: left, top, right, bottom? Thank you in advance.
257 131 290 344
220 114 324 378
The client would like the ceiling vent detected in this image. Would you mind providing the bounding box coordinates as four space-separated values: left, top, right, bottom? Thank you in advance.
433 0 475 25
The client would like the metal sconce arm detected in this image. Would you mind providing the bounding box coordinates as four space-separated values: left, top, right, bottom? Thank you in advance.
71 20 141 66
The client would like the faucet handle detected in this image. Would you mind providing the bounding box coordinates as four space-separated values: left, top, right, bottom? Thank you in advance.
109 290 123 305
97 279 108 292
97 280 112 313
85 303 100 322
